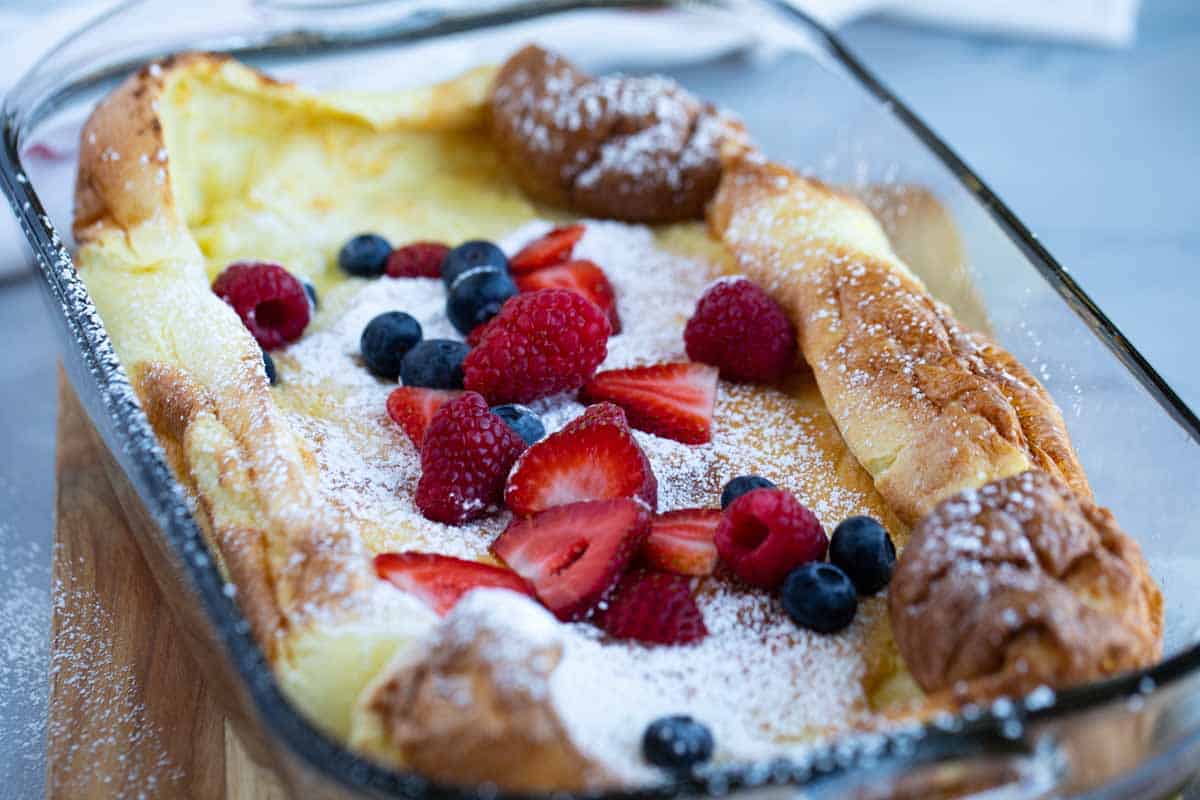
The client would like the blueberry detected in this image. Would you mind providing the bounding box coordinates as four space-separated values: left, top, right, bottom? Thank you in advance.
446 269 517 335
720 475 776 509
782 562 857 634
642 715 714 771
441 240 508 289
262 349 277 385
303 280 319 309
829 516 896 595
339 233 392 278
360 311 423 379
400 339 469 389
490 404 545 445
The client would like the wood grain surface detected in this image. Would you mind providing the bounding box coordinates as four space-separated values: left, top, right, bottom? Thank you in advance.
47 373 286 799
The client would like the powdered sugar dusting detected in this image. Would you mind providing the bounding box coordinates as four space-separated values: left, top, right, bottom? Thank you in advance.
277 220 891 780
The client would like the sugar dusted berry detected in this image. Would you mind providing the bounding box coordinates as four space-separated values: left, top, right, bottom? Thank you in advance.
490 403 545 446
829 515 896 596
464 289 610 404
339 233 392 278
375 552 533 616
212 261 311 350
441 240 508 288
387 241 450 279
446 269 518 335
782 562 858 634
514 259 620 333
262 348 277 385
580 362 717 445
684 277 796 383
400 339 469 389
642 716 714 771
720 475 776 509
387 386 463 450
361 311 422 379
510 224 585 273
414 392 526 524
598 569 707 645
715 488 827 589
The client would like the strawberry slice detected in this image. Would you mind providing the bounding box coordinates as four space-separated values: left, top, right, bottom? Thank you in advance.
386 387 463 450
510 224 585 273
491 498 650 620
375 552 534 616
505 403 657 516
598 569 708 645
643 508 721 576
514 259 621 334
580 362 718 445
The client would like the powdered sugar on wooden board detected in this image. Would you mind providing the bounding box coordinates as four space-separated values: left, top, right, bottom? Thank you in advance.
277 220 890 780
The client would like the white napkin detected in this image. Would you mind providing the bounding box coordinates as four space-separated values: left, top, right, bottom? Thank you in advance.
0 0 1142 281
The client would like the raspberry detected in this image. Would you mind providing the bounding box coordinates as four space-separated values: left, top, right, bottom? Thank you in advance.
684 278 796 383
212 261 311 350
463 289 610 404
386 242 450 278
415 392 527 525
714 488 827 588
598 569 708 645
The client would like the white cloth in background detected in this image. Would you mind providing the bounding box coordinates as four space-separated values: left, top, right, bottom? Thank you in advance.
0 0 1142 280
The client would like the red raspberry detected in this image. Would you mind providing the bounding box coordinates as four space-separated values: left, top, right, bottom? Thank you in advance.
415 392 527 525
598 569 708 645
463 289 610 404
684 278 796 383
714 488 827 588
212 261 311 350
386 242 450 279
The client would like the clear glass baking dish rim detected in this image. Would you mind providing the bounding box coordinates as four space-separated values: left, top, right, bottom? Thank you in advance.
3 0 1199 796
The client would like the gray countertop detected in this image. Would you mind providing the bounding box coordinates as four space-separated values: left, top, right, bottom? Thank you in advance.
1 1 1197 796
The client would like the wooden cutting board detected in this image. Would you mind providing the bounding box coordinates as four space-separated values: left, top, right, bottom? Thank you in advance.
46 371 288 799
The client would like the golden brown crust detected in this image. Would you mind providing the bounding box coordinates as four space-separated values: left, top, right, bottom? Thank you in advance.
708 156 1090 523
890 470 1162 698
489 45 745 222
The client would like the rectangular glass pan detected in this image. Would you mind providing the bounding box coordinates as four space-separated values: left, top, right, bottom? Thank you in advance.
5 1 1200 796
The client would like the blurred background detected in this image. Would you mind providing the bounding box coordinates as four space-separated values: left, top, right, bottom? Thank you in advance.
0 0 1196 797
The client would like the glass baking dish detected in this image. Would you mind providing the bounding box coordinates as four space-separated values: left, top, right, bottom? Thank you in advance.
4 0 1200 796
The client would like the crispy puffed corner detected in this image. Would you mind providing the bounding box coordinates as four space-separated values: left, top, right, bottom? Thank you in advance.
891 470 1162 700
708 154 1090 524
352 590 612 793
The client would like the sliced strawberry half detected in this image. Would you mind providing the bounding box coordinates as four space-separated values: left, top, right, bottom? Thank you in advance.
386 387 463 451
505 403 657 516
643 508 721 576
514 259 621 334
510 224 585 273
375 551 534 616
491 498 650 620
597 569 708 645
580 362 718 445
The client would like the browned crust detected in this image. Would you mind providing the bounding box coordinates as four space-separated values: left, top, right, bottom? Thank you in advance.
890 470 1162 699
708 155 1091 524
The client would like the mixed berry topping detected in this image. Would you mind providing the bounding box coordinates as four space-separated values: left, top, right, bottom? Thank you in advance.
386 387 462 451
375 552 533 616
339 232 392 278
598 569 708 645
515 259 621 333
360 311 423 379
386 241 450 279
684 277 796 383
719 475 776 509
212 261 311 350
463 289 610 404
441 240 508 288
489 403 546 446
446 268 518 335
400 339 469 389
491 498 650 621
714 487 827 589
829 515 895 596
505 403 657 516
509 223 584 272
414 392 526 524
642 508 721 577
581 361 717 445
641 715 714 771
781 562 858 634
262 348 277 385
